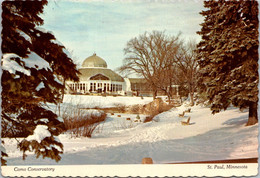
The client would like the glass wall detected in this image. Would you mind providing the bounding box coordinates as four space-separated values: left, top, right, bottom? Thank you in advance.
69 82 123 93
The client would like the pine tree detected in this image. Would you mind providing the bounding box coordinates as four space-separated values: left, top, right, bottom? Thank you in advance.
1 0 79 163
197 0 258 126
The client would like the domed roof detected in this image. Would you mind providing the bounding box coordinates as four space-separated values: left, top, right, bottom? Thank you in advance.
78 68 124 82
82 53 107 68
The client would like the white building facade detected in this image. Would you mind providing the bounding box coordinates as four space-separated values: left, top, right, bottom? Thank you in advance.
66 53 130 95
66 53 179 97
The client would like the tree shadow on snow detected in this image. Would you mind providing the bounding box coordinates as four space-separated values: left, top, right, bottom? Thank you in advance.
6 112 257 165
6 122 258 165
222 115 248 127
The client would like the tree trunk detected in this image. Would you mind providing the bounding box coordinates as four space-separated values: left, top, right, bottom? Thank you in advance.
167 93 171 104
58 78 66 117
246 101 258 126
153 90 157 100
188 83 194 106
190 83 195 106
190 92 194 106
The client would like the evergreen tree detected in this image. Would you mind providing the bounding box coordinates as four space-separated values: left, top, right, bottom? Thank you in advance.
197 0 258 125
1 0 79 164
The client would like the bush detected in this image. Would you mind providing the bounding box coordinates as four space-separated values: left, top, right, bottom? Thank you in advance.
143 115 154 123
128 104 142 114
63 109 107 138
142 98 173 122
142 98 172 114
114 103 127 113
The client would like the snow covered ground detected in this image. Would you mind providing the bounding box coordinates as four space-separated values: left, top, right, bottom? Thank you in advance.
4 96 258 165
61 94 155 109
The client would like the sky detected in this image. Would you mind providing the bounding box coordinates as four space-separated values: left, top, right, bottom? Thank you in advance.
41 0 205 71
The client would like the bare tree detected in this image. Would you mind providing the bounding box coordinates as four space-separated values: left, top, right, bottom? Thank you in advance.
119 31 181 100
175 40 199 106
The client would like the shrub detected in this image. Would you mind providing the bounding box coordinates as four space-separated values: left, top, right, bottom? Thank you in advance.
142 98 160 114
143 115 154 123
142 98 173 122
63 109 107 138
114 103 127 113
128 104 142 114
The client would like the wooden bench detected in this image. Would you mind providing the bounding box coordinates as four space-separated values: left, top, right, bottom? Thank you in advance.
181 117 191 125
185 108 191 113
142 157 153 164
179 111 185 117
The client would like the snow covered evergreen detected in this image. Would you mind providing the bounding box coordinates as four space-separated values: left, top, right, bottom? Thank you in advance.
197 0 258 125
1 0 79 164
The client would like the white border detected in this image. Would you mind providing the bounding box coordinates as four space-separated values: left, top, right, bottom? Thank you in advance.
1 163 258 177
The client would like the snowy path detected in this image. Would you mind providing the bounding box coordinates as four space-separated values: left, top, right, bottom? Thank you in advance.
5 105 258 165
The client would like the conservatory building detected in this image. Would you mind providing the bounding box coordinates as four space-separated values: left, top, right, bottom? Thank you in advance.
66 53 180 96
66 53 128 95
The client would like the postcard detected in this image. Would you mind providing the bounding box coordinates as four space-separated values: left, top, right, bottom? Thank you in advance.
1 0 258 177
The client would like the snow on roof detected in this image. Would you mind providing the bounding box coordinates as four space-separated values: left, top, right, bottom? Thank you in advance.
26 125 51 143
78 68 124 82
16 29 32 43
